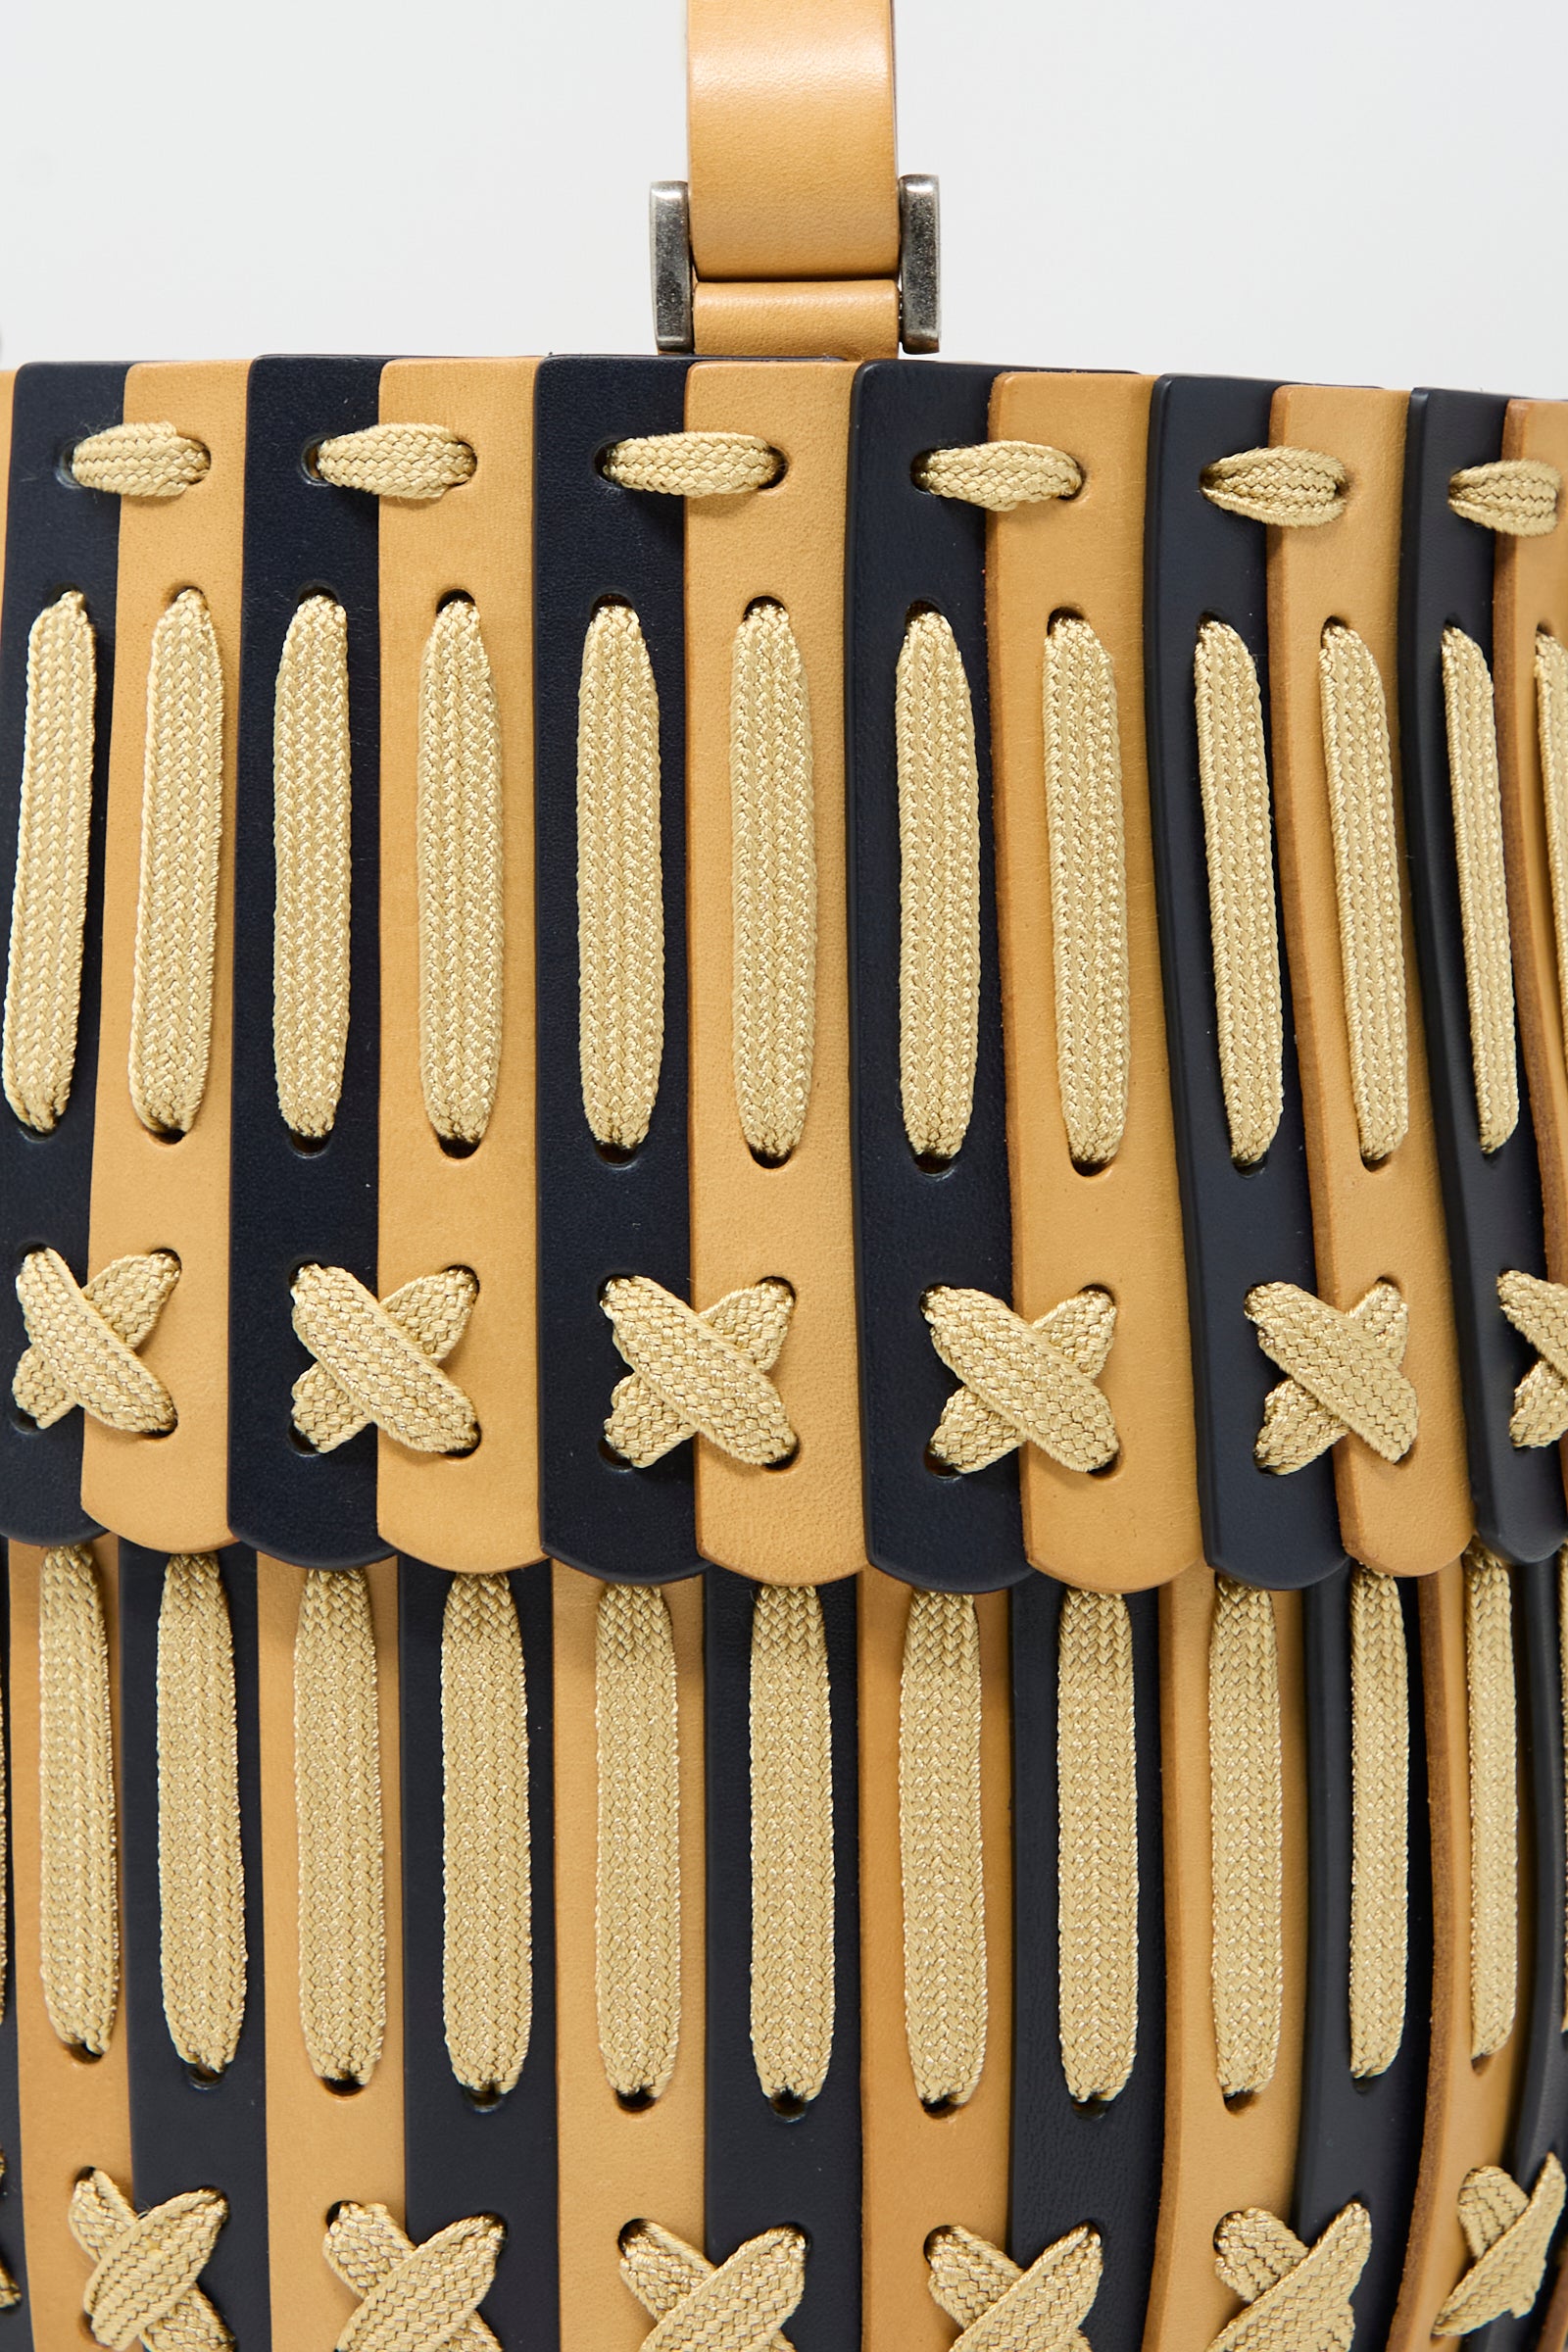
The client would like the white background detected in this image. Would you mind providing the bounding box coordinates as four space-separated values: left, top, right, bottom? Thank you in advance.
0 0 1563 393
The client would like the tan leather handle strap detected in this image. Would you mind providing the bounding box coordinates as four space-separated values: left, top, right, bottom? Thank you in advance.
685 0 903 358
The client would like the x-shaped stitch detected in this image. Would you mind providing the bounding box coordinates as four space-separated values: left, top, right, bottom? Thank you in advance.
1206 2202 1370 2352
70 2167 228 2351
1498 1270 1568 1447
619 2221 806 2352
1245 1279 1417 1472
14 1245 178 1433
925 2222 1102 2352
922 1285 1118 1474
602 1274 797 1467
1434 2157 1566 2335
323 2200 503 2352
291 1261 478 1455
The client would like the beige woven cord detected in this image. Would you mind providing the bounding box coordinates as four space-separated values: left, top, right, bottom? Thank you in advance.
923 1283 1118 1475
1497 1269 1568 1447
915 439 1082 514
1208 1578 1283 2099
925 2222 1102 2352
14 1244 178 1434
602 1274 797 1469
1348 1567 1408 2078
442 1574 530 2100
72 422 210 501
1319 622 1408 1164
1538 633 1568 1064
577 601 663 1152
324 2201 503 2352
1200 446 1348 529
1194 618 1284 1167
1056 1589 1138 2104
272 593 352 1139
3 590 96 1132
1043 613 1130 1168
157 1554 246 2080
418 598 504 1148
314 423 475 503
1246 1277 1417 1472
897 610 981 1162
1442 626 1518 1152
1435 2157 1566 2335
603 432 780 499
751 1586 834 2110
70 2168 229 2352
0 2157 16 2309
291 1262 478 1455
39 1544 119 2054
900 1590 987 2109
295 1567 385 2085
620 2220 806 2352
1448 459 1562 538
1465 1544 1518 2061
1204 2202 1371 2352
596 1582 681 2103
129 589 224 1137
730 600 815 1163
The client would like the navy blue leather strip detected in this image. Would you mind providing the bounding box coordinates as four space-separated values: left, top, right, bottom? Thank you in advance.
845 360 1028 1592
1482 1557 1568 2352
0 364 129 1546
227 357 386 1568
1398 389 1566 1567
532 357 702 1586
0 1551 29 2343
399 1559 559 2352
1294 1569 1431 2348
1144 374 1346 1590
119 1544 270 2346
1008 1573 1164 2352
705 1571 859 2352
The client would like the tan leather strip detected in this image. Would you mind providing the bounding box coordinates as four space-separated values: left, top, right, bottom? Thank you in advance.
1495 402 1568 1339
552 1565 706 2352
1143 1564 1307 2352
1388 1562 1527 2347
858 1568 1011 2352
684 361 862 1584
375 359 542 1573
692 281 899 363
9 1540 133 2348
1266 384 1470 1576
256 1556 405 2347
986 371 1201 1591
81 362 245 1551
1537 2231 1568 2352
686 0 898 283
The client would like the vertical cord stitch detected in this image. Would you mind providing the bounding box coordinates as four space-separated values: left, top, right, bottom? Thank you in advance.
417 597 504 1150
576 600 664 1153
442 1573 530 2101
899 1590 987 2109
1465 1544 1518 2061
157 1554 246 2079
1193 617 1284 1167
730 600 816 1163
1441 625 1518 1152
272 593 352 1140
750 1586 834 2109
1537 632 1568 1061
2 589 96 1133
1042 612 1130 1168
128 588 224 1137
39 1543 120 2055
294 1567 385 2085
1348 1566 1408 2077
596 1583 681 2104
1317 622 1409 1163
1207 1577 1283 2098
896 609 981 1164
1056 1588 1138 2104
